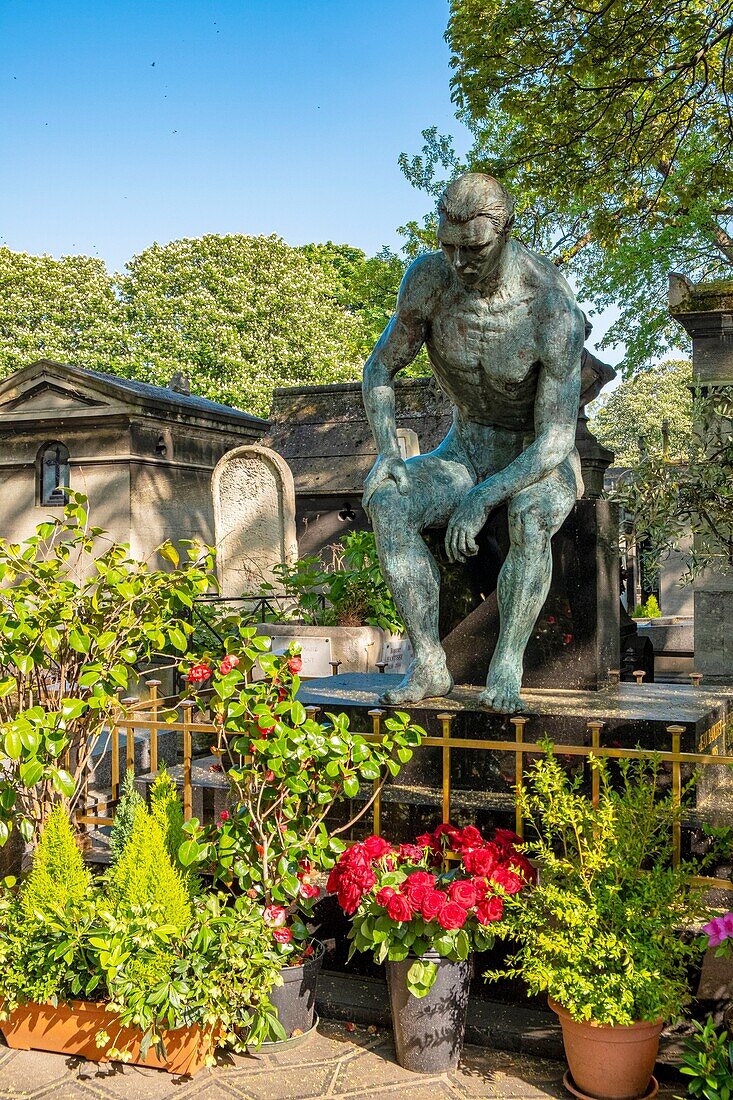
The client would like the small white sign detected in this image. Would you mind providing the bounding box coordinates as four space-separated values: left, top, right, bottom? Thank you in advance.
379 634 413 674
264 635 333 679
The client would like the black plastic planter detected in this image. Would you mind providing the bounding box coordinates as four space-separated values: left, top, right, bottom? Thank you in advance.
386 951 472 1072
268 943 324 1040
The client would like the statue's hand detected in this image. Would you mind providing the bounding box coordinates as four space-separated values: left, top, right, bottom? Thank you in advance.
445 486 494 563
363 454 409 515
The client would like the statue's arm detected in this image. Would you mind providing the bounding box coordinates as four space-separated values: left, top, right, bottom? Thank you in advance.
362 262 429 506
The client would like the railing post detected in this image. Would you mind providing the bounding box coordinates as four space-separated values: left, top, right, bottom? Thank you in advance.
368 709 385 836
668 724 685 868
510 716 528 839
587 720 604 810
111 720 120 803
632 669 646 685
146 680 161 775
182 701 194 821
436 713 455 827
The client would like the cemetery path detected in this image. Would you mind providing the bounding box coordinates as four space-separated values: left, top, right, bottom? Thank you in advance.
0 1019 680 1100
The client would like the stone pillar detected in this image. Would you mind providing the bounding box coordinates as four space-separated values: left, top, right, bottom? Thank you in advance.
669 274 733 679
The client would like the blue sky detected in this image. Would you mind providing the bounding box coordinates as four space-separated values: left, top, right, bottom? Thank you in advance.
0 0 622 364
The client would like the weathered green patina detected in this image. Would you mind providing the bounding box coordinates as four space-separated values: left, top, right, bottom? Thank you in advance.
362 173 584 713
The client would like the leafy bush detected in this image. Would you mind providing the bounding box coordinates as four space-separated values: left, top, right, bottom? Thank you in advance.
632 595 662 618
109 770 145 863
0 493 214 846
20 806 91 922
149 767 200 892
486 751 705 1025
108 805 192 932
178 636 424 959
680 1018 733 1100
0 811 283 1053
260 530 404 634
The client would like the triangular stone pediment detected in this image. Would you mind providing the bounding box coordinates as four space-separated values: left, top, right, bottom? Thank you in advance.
0 380 108 414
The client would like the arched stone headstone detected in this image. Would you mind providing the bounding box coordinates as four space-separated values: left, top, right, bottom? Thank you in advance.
212 445 298 597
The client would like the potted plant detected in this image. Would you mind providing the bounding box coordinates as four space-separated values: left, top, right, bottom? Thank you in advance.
486 750 706 1100
0 803 283 1074
327 823 533 1072
177 634 425 1039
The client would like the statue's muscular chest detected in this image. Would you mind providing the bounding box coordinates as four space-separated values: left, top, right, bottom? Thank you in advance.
427 292 539 387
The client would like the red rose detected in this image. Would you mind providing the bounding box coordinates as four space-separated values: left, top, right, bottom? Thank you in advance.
219 654 240 674
398 843 424 863
476 896 504 924
420 889 447 922
448 879 477 909
463 844 499 877
326 865 342 895
219 810 230 822
453 825 483 852
509 854 537 884
434 823 460 841
547 615 557 625
273 926 293 944
403 870 436 907
338 878 365 915
438 901 467 930
494 828 522 855
263 905 287 927
386 894 414 923
363 836 392 860
472 876 490 901
187 663 212 684
491 866 524 895
288 656 303 674
376 886 396 907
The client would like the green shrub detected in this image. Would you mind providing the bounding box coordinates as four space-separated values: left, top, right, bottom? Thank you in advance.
149 768 200 893
110 770 145 863
680 1017 733 1099
108 804 192 931
20 807 91 922
486 751 704 1025
632 595 662 618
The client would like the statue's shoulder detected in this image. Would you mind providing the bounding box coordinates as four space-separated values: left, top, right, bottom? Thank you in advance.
397 251 450 309
513 242 579 315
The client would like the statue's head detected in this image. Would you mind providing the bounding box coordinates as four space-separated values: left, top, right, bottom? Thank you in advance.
438 173 514 288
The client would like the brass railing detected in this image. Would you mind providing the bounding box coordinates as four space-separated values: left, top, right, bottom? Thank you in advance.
75 681 733 891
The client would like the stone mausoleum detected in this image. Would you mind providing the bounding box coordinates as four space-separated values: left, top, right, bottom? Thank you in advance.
0 359 268 559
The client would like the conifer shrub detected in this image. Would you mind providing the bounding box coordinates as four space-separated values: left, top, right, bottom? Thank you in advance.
20 806 91 922
109 770 145 863
150 767 200 893
108 804 192 931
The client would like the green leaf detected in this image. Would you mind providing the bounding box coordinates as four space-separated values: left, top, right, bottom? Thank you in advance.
51 768 75 797
3 730 21 760
343 775 359 798
168 626 187 652
177 839 203 867
60 698 87 720
68 628 91 654
20 759 43 786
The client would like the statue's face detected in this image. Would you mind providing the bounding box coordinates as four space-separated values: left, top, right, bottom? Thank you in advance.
438 214 507 289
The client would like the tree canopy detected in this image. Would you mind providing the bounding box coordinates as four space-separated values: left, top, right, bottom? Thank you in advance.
589 359 693 465
0 236 407 417
400 0 733 371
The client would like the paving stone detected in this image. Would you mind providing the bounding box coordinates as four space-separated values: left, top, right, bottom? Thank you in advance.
0 1049 71 1098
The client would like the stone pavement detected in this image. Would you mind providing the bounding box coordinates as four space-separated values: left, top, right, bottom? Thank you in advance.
0 1020 680 1100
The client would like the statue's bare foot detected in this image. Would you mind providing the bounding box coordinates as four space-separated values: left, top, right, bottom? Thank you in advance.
479 660 524 714
381 659 453 705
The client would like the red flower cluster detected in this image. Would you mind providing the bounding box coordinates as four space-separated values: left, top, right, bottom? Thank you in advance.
328 824 534 933
219 654 240 674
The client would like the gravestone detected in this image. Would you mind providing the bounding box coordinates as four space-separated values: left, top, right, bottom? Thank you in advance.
212 444 298 597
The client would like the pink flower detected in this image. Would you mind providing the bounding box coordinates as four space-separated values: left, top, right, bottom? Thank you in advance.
288 656 303 674
273 926 293 944
704 912 733 947
263 905 287 928
219 810 229 822
398 843 424 863
299 881 320 900
219 654 240 674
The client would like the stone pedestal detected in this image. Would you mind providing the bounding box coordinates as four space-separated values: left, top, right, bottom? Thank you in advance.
425 499 619 691
669 275 733 679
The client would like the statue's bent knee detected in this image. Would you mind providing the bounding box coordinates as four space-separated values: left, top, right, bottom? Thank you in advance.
510 505 552 553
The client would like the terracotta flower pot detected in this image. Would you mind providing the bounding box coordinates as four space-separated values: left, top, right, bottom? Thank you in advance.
0 1000 215 1076
549 998 663 1100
